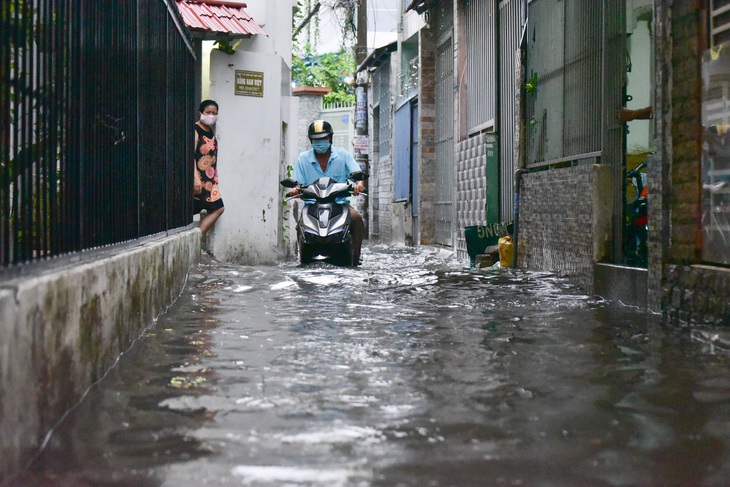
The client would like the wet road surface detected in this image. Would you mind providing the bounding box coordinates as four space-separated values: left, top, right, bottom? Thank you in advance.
17 244 730 486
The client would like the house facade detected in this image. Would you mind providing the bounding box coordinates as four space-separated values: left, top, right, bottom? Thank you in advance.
178 0 300 264
359 0 728 325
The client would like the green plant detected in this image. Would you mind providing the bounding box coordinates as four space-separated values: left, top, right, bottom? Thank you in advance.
281 164 295 244
292 0 355 106
214 39 242 55
292 50 355 105
525 72 538 95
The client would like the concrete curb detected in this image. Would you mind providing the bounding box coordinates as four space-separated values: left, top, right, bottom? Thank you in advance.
0 229 200 483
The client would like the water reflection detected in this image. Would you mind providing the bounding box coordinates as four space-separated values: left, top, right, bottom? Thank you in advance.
17 244 730 486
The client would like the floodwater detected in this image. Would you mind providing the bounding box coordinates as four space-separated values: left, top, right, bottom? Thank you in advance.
16 244 730 486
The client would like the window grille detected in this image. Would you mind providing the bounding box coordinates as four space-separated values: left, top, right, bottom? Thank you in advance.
464 0 497 132
710 0 730 47
524 0 603 167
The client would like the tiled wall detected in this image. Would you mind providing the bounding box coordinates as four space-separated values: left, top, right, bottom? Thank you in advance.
456 134 489 260
519 164 597 291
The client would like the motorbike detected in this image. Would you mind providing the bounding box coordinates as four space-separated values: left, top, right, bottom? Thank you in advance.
280 171 367 266
624 159 648 267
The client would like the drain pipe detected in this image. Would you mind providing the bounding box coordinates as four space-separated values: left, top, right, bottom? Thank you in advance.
512 33 528 269
512 168 528 268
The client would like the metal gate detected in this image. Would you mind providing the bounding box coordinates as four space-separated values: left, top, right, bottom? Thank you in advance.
602 0 626 263
523 0 625 261
464 0 496 132
525 0 604 167
321 104 355 158
0 0 195 267
435 35 455 246
498 0 523 222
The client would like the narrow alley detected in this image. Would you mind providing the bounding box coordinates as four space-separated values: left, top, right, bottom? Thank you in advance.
18 245 730 487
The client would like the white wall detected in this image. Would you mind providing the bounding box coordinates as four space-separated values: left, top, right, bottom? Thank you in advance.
245 0 295 64
202 0 298 264
625 9 653 154
208 50 284 264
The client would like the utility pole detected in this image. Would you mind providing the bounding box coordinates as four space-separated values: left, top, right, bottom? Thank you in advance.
354 0 369 236
356 0 367 64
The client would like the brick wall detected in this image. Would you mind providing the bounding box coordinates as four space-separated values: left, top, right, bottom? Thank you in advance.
651 2 729 325
456 133 489 260
664 265 730 326
418 26 437 245
518 164 597 291
373 154 394 241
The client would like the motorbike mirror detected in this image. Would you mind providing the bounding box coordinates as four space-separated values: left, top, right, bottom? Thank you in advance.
349 171 369 182
280 178 299 188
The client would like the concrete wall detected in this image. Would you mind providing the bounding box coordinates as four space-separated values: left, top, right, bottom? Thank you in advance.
208 49 289 264
199 0 297 265
244 0 297 63
0 230 200 482
294 88 330 156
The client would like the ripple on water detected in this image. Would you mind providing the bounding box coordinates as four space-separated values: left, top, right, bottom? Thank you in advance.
231 465 369 486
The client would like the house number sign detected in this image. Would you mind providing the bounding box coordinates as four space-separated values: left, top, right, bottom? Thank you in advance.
235 70 264 97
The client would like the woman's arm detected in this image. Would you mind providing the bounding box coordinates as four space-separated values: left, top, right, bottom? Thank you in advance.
193 129 202 194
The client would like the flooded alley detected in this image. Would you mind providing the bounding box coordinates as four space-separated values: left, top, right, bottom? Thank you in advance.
18 245 730 487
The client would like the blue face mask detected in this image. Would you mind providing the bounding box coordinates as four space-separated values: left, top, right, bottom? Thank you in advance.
311 139 331 154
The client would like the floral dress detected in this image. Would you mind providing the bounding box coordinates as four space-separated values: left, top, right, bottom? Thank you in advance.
193 123 223 212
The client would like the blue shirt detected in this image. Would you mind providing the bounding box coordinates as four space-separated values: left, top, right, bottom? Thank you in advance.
293 146 361 203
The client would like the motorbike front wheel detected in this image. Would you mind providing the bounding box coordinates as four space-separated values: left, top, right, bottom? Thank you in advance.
299 243 314 265
332 242 354 267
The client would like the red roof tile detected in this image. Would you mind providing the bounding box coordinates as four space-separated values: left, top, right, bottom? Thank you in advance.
176 1 267 38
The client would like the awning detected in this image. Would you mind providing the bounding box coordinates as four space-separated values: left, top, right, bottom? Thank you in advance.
176 0 267 40
356 41 397 73
405 0 437 14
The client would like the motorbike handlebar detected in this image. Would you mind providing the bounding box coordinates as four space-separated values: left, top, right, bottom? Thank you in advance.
626 160 648 178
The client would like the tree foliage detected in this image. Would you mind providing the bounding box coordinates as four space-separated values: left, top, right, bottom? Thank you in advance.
292 51 355 105
292 0 355 105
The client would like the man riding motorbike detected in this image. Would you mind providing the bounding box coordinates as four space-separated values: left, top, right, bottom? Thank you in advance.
288 120 366 265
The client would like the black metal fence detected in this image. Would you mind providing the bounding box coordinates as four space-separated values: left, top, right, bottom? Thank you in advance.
1 0 195 268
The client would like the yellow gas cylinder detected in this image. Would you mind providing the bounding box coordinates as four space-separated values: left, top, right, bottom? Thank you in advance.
498 236 513 268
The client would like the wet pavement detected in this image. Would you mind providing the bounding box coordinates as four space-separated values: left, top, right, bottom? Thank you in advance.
16 244 730 486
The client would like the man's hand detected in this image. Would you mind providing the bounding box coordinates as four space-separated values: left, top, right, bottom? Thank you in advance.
288 186 301 197
353 181 365 196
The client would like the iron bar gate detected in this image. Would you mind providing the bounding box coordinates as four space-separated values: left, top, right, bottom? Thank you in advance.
429 0 455 247
435 34 455 246
464 0 497 133
498 0 523 222
0 0 195 268
525 0 603 168
524 0 626 262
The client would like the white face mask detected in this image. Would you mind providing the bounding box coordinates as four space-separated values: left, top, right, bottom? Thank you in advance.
200 113 217 126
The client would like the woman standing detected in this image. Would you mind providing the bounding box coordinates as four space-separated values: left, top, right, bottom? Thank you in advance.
193 99 224 236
